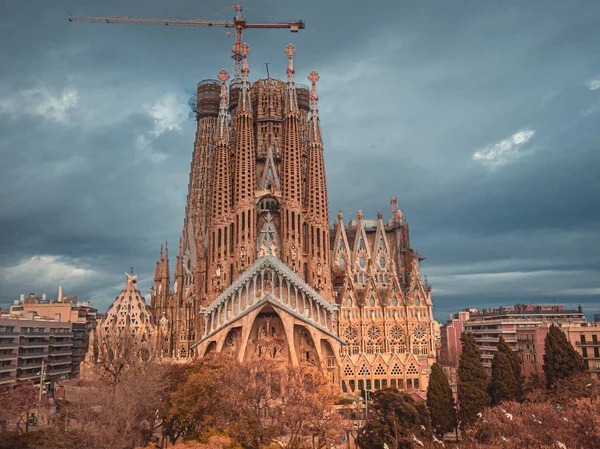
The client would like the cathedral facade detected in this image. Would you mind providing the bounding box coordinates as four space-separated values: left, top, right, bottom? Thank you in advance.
150 43 436 394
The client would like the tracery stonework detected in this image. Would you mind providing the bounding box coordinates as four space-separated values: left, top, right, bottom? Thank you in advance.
150 44 436 394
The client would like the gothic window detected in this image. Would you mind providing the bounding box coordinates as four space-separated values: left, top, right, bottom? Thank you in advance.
412 326 426 340
384 274 389 282
359 257 366 268
407 363 419 375
347 298 352 307
343 326 358 342
359 238 365 250
358 365 370 376
415 297 421 306
374 364 386 375
369 297 376 307
344 365 354 377
390 364 402 376
379 257 386 268
367 325 380 341
338 239 344 250
338 257 345 267
392 297 398 306
390 325 404 341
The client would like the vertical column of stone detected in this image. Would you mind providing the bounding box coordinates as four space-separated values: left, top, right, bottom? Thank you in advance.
280 44 304 276
304 71 331 300
207 70 234 300
232 44 257 276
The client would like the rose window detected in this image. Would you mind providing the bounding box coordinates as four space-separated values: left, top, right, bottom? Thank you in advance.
412 326 425 340
390 325 404 341
343 326 358 342
367 325 381 341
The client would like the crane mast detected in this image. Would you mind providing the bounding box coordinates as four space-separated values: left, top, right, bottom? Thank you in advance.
68 4 305 79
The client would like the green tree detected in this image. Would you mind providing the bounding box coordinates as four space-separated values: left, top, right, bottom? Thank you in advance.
489 341 518 405
542 325 585 388
457 332 490 427
357 388 430 449
426 363 457 437
488 336 523 404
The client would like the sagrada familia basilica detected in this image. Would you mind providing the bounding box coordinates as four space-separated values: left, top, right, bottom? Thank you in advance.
142 41 436 394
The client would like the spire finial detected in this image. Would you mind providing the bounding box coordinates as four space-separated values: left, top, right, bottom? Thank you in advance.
217 69 230 141
240 43 251 85
285 44 296 85
308 71 319 114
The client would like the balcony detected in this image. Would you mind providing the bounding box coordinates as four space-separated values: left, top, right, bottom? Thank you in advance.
48 359 71 366
0 332 19 337
0 342 18 348
0 377 16 385
50 341 73 347
0 353 17 361
20 332 49 337
576 341 600 347
51 332 74 338
48 367 72 376
17 372 39 381
18 361 43 369
21 342 49 348
18 352 47 359
0 365 17 373
49 350 72 356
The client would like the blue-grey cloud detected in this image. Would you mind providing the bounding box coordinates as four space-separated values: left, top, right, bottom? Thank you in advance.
1 0 599 322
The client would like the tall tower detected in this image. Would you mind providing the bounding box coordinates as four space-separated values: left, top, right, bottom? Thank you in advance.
207 70 234 299
279 44 304 276
232 44 257 278
304 71 331 299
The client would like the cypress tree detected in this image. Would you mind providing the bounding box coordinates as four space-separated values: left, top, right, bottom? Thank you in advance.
497 335 524 401
457 332 490 427
489 337 518 405
427 363 457 437
543 324 586 388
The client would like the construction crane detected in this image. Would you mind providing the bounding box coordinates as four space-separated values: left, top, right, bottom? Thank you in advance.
68 5 305 79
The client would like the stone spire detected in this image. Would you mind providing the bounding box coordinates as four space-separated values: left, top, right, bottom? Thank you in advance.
210 70 233 221
306 71 328 224
103 273 155 338
304 71 331 297
280 44 304 275
232 43 257 275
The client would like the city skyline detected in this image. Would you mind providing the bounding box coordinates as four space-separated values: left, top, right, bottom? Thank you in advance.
1 0 599 321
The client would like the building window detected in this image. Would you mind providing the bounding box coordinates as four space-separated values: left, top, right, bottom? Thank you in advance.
582 348 588 358
581 335 587 343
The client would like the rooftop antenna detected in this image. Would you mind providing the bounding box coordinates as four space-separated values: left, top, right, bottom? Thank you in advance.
130 266 134 275
264 62 271 78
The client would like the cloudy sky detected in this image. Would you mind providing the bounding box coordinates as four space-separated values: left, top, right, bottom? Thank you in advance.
1 0 599 322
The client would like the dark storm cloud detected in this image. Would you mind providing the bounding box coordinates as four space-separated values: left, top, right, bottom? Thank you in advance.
1 0 599 320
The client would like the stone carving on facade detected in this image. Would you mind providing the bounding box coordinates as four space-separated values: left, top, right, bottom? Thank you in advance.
253 316 285 360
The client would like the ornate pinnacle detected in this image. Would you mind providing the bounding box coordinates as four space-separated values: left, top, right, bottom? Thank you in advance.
308 71 319 115
217 69 229 141
240 43 251 84
285 44 296 84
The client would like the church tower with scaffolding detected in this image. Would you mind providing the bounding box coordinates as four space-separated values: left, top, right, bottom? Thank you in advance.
150 42 437 394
